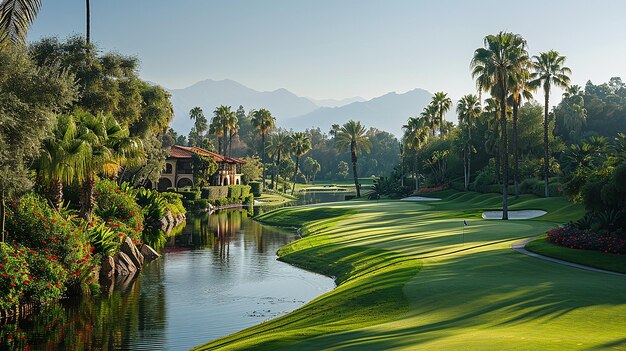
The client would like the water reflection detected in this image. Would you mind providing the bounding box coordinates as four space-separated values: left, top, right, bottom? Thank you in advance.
1 209 334 350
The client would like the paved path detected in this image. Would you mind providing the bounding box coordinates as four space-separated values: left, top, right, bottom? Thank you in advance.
512 238 626 277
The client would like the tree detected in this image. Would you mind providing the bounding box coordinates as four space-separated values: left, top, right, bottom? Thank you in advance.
266 132 291 190
336 161 349 180
335 120 371 198
432 92 452 136
226 109 239 157
302 157 320 183
189 107 208 147
75 110 144 220
530 50 571 197
240 156 263 184
471 32 528 219
402 116 430 191
290 132 312 193
251 108 275 186
0 44 77 241
36 114 90 210
456 94 481 190
192 154 217 188
0 0 42 46
420 103 439 137
86 0 90 43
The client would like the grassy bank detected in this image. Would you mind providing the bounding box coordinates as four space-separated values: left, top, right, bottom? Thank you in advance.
195 192 626 350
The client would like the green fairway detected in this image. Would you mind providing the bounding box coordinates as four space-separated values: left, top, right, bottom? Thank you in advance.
194 192 626 351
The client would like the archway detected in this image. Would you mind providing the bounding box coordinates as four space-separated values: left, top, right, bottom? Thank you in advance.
177 177 193 188
157 178 172 191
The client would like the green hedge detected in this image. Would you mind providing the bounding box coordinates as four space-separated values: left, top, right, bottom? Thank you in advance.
179 189 201 201
228 185 251 200
201 186 228 199
249 181 263 197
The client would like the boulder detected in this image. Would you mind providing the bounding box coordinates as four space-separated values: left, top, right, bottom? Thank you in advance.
140 244 160 261
100 255 115 280
120 237 144 269
114 251 137 276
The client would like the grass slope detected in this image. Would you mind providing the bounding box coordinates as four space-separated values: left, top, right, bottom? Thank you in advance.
194 192 626 351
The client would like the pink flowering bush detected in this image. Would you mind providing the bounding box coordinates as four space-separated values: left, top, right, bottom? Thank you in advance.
547 226 626 255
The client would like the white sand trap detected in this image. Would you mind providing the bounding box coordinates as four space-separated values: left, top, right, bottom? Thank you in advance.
401 196 442 202
482 210 547 220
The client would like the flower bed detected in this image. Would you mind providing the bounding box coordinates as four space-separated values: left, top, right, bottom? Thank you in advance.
546 226 626 255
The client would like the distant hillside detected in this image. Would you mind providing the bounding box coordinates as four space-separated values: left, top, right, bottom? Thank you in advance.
167 79 319 134
282 89 457 137
165 79 456 137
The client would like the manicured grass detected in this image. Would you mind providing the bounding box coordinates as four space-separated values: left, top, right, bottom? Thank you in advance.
194 192 626 351
526 235 626 274
255 192 296 207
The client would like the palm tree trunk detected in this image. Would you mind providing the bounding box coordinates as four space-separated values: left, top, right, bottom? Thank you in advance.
468 127 472 188
440 112 444 136
86 0 91 44
49 178 63 210
351 142 360 198
261 134 266 188
494 118 501 184
513 100 520 199
292 156 300 194
229 134 233 157
80 175 95 221
500 95 509 220
0 189 6 243
543 88 550 197
463 148 468 191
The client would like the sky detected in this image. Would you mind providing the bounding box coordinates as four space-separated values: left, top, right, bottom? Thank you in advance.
28 0 626 103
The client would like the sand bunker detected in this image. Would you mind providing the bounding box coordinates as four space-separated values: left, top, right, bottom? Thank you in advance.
400 196 442 202
482 210 547 220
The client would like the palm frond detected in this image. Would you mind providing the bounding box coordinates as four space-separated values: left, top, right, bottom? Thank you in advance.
0 0 42 46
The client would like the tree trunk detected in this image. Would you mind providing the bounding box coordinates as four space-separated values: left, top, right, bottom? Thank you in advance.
86 0 91 44
494 117 501 184
229 134 233 157
261 134 266 188
80 175 95 221
440 112 444 136
292 156 300 194
48 178 63 211
543 89 550 197
351 142 360 198
0 189 6 243
513 100 520 199
463 148 468 191
500 95 509 220
468 127 472 188
271 152 280 190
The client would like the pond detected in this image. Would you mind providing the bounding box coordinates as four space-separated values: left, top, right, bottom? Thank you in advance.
0 209 335 350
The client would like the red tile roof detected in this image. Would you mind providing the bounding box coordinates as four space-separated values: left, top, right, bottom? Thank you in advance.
169 145 246 164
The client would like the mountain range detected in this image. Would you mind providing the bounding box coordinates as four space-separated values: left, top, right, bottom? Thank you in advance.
165 79 457 137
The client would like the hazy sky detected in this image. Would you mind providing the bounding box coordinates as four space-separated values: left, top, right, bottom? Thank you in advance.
29 0 626 102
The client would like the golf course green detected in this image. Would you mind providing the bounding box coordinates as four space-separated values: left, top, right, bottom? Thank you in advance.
194 191 626 350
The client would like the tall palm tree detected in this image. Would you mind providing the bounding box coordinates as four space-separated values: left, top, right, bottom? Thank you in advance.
75 110 144 220
529 50 571 197
251 108 275 187
36 114 90 210
211 105 234 155
189 107 207 147
402 116 430 191
483 97 501 182
289 132 312 194
432 92 452 136
86 0 90 43
471 32 528 220
335 120 371 198
456 94 481 190
508 59 533 198
266 132 291 191
0 0 42 46
420 103 439 136
227 112 239 157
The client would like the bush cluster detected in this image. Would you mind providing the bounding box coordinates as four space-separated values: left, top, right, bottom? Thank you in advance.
94 179 143 243
547 226 625 255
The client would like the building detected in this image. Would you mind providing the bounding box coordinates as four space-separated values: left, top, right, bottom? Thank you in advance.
153 145 245 191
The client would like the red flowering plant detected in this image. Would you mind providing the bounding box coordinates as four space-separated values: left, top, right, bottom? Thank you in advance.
546 226 626 255
93 179 143 243
5 194 93 290
0 243 29 311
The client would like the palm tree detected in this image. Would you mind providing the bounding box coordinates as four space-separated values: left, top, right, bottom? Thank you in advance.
266 132 291 191
529 50 571 197
189 107 207 147
86 0 90 43
0 0 42 46
420 103 439 136
508 59 533 198
227 112 239 157
432 92 452 136
471 32 528 220
402 116 430 191
289 132 312 194
36 114 90 210
335 120 371 198
251 108 275 187
75 110 144 220
211 105 234 155
456 94 481 190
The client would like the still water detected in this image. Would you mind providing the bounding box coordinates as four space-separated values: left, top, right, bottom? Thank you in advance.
1 209 335 350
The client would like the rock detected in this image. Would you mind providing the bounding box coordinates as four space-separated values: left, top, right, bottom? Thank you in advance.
120 237 144 269
100 255 115 280
140 244 160 261
114 251 137 276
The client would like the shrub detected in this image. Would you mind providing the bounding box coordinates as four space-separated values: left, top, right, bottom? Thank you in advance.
201 186 228 199
161 192 186 217
94 179 143 242
228 185 251 200
249 181 263 197
547 226 625 254
179 189 201 201
473 166 496 193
